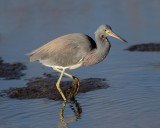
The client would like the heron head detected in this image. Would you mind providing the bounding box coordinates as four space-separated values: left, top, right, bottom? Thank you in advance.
97 24 128 43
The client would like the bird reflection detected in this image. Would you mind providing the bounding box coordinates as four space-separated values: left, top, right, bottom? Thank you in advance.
58 99 82 128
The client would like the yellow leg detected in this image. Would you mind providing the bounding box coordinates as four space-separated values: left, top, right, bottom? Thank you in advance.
52 67 80 98
52 67 74 79
56 68 67 101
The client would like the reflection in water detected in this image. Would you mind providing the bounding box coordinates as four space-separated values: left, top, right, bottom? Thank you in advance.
58 100 82 128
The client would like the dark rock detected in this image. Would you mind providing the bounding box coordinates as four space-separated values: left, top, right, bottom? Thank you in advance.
126 43 160 52
0 57 26 80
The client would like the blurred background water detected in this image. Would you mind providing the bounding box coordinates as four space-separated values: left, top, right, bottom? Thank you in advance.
0 0 160 128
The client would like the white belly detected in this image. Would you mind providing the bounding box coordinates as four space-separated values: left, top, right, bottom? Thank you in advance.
40 59 83 70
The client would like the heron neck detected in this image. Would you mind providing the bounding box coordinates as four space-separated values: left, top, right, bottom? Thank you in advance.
95 34 111 61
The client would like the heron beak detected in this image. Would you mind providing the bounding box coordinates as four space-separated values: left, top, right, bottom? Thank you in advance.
107 31 128 43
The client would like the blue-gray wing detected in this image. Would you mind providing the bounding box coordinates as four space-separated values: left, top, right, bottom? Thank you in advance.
29 33 96 67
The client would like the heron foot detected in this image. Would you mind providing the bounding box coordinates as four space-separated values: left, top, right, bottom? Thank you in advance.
66 77 80 100
72 77 80 96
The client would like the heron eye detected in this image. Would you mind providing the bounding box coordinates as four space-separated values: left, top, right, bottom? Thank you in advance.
105 29 109 33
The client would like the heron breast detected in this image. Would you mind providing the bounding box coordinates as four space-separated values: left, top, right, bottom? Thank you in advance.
82 51 99 66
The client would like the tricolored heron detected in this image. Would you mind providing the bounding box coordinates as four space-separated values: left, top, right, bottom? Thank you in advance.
28 24 127 101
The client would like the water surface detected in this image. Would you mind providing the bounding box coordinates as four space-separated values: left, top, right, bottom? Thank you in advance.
0 0 160 128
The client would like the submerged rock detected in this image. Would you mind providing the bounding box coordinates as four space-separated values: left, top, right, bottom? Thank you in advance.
126 43 160 51
2 73 109 100
0 57 26 80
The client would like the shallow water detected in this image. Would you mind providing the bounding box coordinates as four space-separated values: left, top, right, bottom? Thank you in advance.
0 0 160 128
